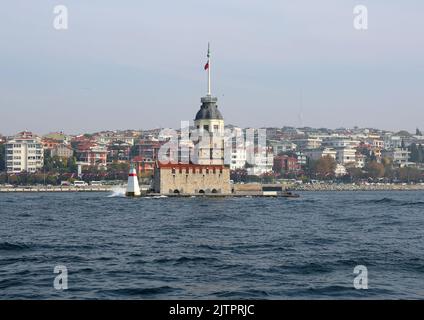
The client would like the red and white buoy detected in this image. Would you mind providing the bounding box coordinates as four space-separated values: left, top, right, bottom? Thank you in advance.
126 164 141 197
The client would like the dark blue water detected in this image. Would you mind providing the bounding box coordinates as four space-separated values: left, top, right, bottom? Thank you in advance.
1 191 424 299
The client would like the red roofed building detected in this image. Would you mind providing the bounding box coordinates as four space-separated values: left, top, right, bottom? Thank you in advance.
76 142 107 167
132 155 155 175
273 155 300 174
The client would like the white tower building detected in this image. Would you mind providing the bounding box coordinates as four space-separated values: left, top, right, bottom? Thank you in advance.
126 164 141 197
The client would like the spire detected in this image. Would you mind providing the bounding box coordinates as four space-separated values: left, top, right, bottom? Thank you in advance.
206 43 211 96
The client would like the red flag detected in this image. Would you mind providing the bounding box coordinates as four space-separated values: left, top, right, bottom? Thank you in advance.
204 61 209 70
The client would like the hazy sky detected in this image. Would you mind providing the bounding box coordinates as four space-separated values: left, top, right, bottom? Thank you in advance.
0 0 423 135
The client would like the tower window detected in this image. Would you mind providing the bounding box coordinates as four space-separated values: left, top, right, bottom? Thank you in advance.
203 125 209 132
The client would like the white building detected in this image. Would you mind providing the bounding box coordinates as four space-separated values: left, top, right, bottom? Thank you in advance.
336 147 357 166
370 139 384 149
227 127 247 170
304 148 337 161
230 146 247 170
291 137 322 150
355 154 366 168
383 135 402 149
334 164 347 177
295 151 307 167
246 147 274 176
5 131 44 173
382 148 411 167
269 140 297 155
325 138 360 149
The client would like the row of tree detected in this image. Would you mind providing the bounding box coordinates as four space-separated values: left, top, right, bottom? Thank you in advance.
274 155 423 182
409 143 424 163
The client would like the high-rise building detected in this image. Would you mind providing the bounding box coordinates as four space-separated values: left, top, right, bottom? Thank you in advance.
5 131 44 173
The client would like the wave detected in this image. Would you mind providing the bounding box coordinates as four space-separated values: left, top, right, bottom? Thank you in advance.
374 197 398 204
0 242 31 251
154 256 218 265
214 289 271 298
144 195 168 199
369 198 424 206
100 286 176 297
268 262 333 275
107 186 126 198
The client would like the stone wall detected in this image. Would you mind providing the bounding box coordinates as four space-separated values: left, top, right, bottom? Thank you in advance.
154 165 231 195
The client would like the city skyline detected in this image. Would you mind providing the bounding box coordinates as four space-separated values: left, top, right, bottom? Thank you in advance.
1 0 423 135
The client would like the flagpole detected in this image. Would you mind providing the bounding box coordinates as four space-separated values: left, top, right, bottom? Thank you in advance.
207 42 211 96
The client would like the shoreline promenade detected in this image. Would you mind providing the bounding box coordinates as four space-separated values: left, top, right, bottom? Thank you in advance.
1 183 424 193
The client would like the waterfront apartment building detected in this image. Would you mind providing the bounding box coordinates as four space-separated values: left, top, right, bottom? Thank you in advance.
268 140 297 155
230 146 247 170
382 148 411 167
246 147 274 176
5 131 44 173
324 138 360 149
355 154 366 168
304 147 337 161
383 135 403 149
229 128 247 170
291 137 322 150
75 143 108 167
273 155 300 174
335 147 357 166
50 143 74 160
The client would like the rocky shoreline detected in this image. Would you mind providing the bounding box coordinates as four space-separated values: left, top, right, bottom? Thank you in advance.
289 183 424 192
1 183 424 193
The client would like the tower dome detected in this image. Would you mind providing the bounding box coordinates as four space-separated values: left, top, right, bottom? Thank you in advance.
194 96 223 121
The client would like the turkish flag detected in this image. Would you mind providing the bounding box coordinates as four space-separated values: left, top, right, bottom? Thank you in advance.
204 61 209 70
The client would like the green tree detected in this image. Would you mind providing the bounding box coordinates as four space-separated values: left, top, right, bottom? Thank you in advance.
312 155 337 179
68 156 78 172
396 130 412 137
347 167 363 181
409 143 424 163
44 150 68 173
368 151 377 163
398 167 422 182
365 161 385 179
